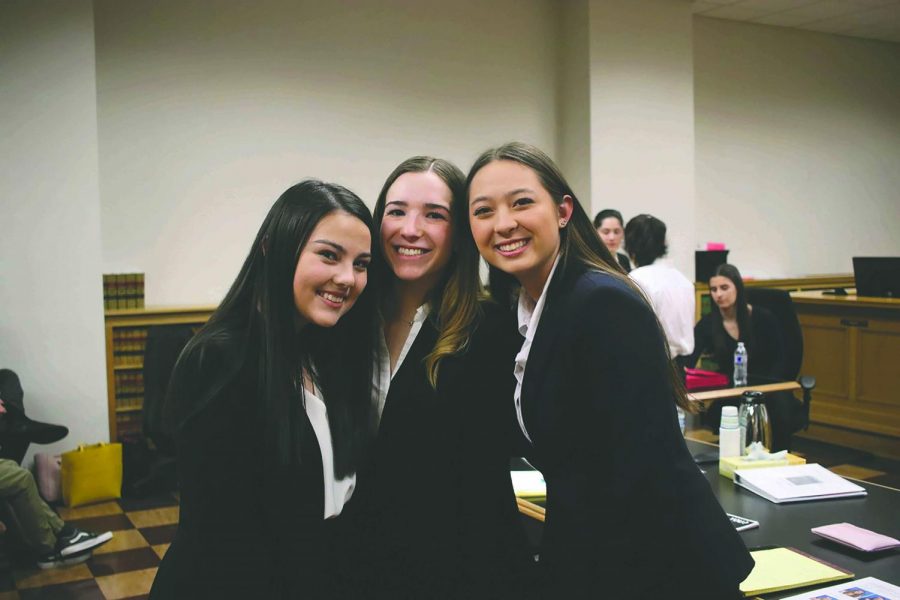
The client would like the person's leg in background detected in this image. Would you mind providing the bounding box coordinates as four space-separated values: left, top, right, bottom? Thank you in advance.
0 458 112 568
0 458 62 556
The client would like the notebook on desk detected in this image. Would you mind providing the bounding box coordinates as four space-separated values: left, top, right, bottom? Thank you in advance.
853 256 900 298
734 463 867 504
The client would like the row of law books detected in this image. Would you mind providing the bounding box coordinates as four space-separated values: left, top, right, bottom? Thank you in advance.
115 371 144 412
103 273 145 310
116 412 143 440
113 327 148 367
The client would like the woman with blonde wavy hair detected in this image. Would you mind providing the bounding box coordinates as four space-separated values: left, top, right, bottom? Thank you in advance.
347 156 534 599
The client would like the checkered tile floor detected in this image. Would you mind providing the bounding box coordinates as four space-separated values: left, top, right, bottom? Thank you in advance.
0 493 178 600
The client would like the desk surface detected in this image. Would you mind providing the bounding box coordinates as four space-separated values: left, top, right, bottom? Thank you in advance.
515 440 900 597
791 289 900 309
688 381 801 406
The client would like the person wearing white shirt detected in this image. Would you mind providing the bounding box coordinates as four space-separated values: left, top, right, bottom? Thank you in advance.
625 214 695 363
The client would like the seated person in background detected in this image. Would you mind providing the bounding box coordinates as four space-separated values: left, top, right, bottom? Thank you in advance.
0 400 112 569
593 209 631 272
624 214 695 366
687 264 793 449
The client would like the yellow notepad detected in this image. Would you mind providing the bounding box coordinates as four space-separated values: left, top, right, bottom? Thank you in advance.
740 547 853 596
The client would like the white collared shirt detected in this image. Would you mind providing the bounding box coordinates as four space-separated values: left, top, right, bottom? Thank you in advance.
629 261 695 358
514 255 561 444
303 387 356 519
374 304 430 421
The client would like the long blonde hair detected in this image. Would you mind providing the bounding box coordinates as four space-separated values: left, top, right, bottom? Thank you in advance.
372 157 484 387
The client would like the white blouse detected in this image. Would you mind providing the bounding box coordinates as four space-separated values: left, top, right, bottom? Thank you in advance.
514 255 561 444
303 389 356 519
374 304 430 421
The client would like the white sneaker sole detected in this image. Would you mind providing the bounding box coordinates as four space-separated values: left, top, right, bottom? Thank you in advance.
60 531 113 556
36 550 91 570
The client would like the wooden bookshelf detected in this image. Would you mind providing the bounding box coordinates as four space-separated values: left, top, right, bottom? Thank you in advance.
104 305 216 441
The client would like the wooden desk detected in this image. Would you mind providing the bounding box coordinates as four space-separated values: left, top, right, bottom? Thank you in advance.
689 381 801 409
791 290 900 459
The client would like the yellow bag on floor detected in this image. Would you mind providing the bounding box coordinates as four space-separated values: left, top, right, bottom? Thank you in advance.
61 443 123 507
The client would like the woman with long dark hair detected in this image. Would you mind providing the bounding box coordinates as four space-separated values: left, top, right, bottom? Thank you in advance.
351 156 533 598
150 180 379 599
466 142 753 598
688 263 790 446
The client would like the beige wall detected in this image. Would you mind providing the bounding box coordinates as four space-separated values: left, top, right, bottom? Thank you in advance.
95 0 560 305
556 0 592 206
694 17 900 279
0 0 109 463
589 0 697 274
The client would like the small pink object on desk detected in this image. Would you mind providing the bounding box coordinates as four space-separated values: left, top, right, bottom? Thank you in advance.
811 523 900 552
685 367 730 391
705 242 726 251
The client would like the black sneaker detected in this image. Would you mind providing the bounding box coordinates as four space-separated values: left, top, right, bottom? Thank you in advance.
36 548 92 570
56 527 113 557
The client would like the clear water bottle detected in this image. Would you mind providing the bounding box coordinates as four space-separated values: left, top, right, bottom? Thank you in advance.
733 341 748 387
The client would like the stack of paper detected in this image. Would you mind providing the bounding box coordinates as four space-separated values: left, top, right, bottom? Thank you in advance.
734 463 867 504
740 547 854 596
510 470 545 500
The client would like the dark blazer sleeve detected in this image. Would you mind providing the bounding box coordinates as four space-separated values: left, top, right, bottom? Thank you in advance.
554 279 753 592
447 303 535 599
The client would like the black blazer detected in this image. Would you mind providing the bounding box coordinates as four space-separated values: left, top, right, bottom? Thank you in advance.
351 303 534 599
150 338 350 599
519 267 753 597
688 306 786 382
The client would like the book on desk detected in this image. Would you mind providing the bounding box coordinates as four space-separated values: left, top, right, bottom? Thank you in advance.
734 463 867 504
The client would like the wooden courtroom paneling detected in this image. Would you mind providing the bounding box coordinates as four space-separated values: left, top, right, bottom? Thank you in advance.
793 292 900 455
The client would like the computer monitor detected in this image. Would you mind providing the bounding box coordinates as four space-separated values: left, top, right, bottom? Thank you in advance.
853 257 900 298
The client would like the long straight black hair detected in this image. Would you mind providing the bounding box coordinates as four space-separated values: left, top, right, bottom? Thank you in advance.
709 263 755 357
464 142 691 413
166 180 379 477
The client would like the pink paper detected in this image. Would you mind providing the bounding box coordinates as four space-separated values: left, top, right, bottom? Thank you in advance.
705 242 726 251
811 522 900 552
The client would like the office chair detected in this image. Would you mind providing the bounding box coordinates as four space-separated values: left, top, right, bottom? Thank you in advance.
745 288 816 449
127 325 195 496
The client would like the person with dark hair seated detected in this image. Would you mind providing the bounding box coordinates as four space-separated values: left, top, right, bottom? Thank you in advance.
593 209 631 272
624 214 695 365
687 264 794 449
0 399 112 569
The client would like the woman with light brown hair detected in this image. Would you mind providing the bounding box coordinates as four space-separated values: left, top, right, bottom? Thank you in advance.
347 156 534 599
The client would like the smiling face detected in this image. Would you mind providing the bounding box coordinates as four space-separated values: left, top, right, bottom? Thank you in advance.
468 160 572 299
380 170 454 290
709 275 738 312
293 210 371 328
597 216 624 255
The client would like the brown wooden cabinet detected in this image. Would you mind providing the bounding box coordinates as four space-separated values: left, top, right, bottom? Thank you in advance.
792 291 900 459
104 306 215 441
